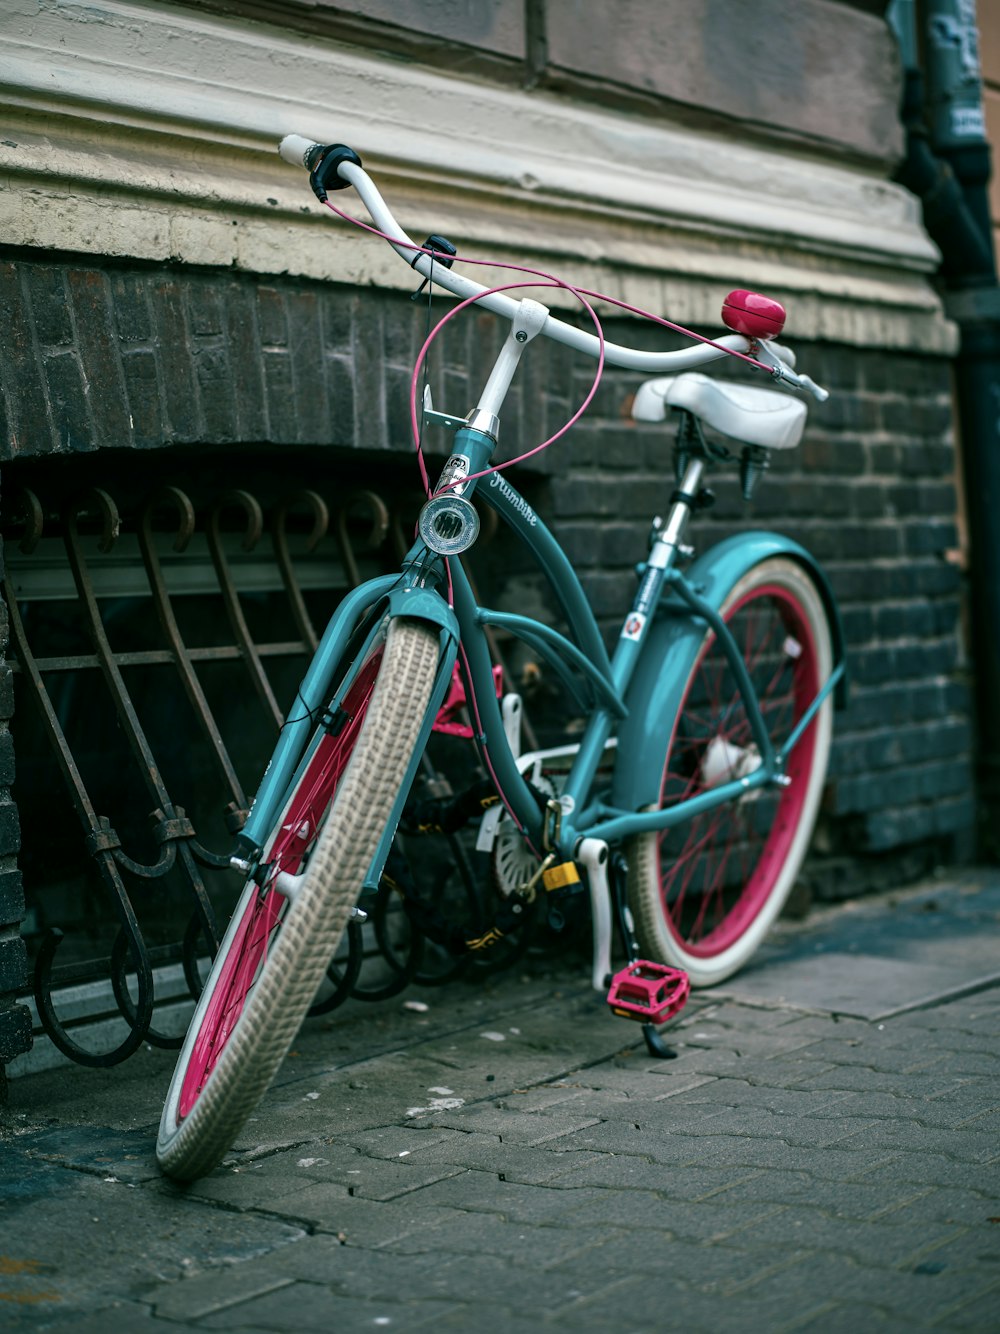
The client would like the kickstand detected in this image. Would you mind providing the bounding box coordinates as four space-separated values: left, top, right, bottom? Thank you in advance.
609 853 679 1060
641 1022 677 1059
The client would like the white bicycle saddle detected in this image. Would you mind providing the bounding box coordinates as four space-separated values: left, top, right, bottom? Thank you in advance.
632 373 807 451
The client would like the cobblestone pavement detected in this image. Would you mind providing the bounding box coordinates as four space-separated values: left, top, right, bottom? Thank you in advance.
2 877 999 1333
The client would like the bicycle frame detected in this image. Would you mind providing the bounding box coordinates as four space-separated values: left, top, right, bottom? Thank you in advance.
238 142 849 999
239 421 846 914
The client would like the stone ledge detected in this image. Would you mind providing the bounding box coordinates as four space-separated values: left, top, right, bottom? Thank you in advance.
0 0 955 354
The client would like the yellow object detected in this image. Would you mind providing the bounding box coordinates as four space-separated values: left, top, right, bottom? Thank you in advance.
542 861 581 891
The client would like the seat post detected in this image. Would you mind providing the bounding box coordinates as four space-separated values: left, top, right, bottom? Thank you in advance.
655 454 707 562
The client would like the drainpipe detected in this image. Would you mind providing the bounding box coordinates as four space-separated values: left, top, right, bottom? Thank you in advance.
891 0 1000 847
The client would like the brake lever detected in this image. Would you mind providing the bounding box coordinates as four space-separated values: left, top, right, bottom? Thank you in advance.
753 341 829 402
796 373 829 403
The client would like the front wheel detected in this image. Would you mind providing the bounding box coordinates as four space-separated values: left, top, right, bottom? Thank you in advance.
626 558 833 987
157 617 442 1180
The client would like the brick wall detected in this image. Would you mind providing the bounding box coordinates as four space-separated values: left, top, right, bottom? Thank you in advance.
0 254 976 1066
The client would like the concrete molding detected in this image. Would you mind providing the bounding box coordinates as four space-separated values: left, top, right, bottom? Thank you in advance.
0 0 955 352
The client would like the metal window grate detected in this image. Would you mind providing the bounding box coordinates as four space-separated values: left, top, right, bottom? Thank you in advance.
3 473 418 1067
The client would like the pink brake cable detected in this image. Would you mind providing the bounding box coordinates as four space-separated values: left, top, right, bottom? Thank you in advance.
320 196 775 845
321 197 777 496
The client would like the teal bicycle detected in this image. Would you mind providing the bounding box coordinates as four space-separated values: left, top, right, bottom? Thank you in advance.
157 138 845 1180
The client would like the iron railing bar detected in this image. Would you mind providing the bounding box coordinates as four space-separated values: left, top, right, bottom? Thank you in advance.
207 491 283 730
63 490 175 813
336 491 391 591
3 577 104 831
31 938 194 991
16 642 313 673
139 487 248 814
274 491 331 653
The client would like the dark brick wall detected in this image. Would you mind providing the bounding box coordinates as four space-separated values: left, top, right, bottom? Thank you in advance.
0 252 977 1066
0 253 978 866
0 261 378 459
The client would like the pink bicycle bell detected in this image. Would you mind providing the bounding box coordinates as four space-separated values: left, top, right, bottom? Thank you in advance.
721 290 786 341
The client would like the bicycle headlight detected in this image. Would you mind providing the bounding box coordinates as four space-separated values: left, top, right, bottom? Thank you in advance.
418 494 480 555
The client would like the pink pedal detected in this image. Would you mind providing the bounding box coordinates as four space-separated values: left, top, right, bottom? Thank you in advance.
607 960 690 1024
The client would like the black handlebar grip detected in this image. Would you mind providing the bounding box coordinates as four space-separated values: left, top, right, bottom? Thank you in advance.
277 137 363 200
308 144 364 201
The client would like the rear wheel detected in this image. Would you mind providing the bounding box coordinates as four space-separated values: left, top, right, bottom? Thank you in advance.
157 617 442 1179
626 558 833 986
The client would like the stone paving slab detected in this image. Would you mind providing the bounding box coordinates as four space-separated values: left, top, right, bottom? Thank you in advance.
2 880 1000 1331
717 871 1000 1019
0 1146 304 1321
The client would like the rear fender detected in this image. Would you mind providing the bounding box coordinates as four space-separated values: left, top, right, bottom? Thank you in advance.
611 532 845 814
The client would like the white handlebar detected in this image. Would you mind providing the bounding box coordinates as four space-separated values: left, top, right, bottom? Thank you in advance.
278 137 828 397
338 157 755 375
